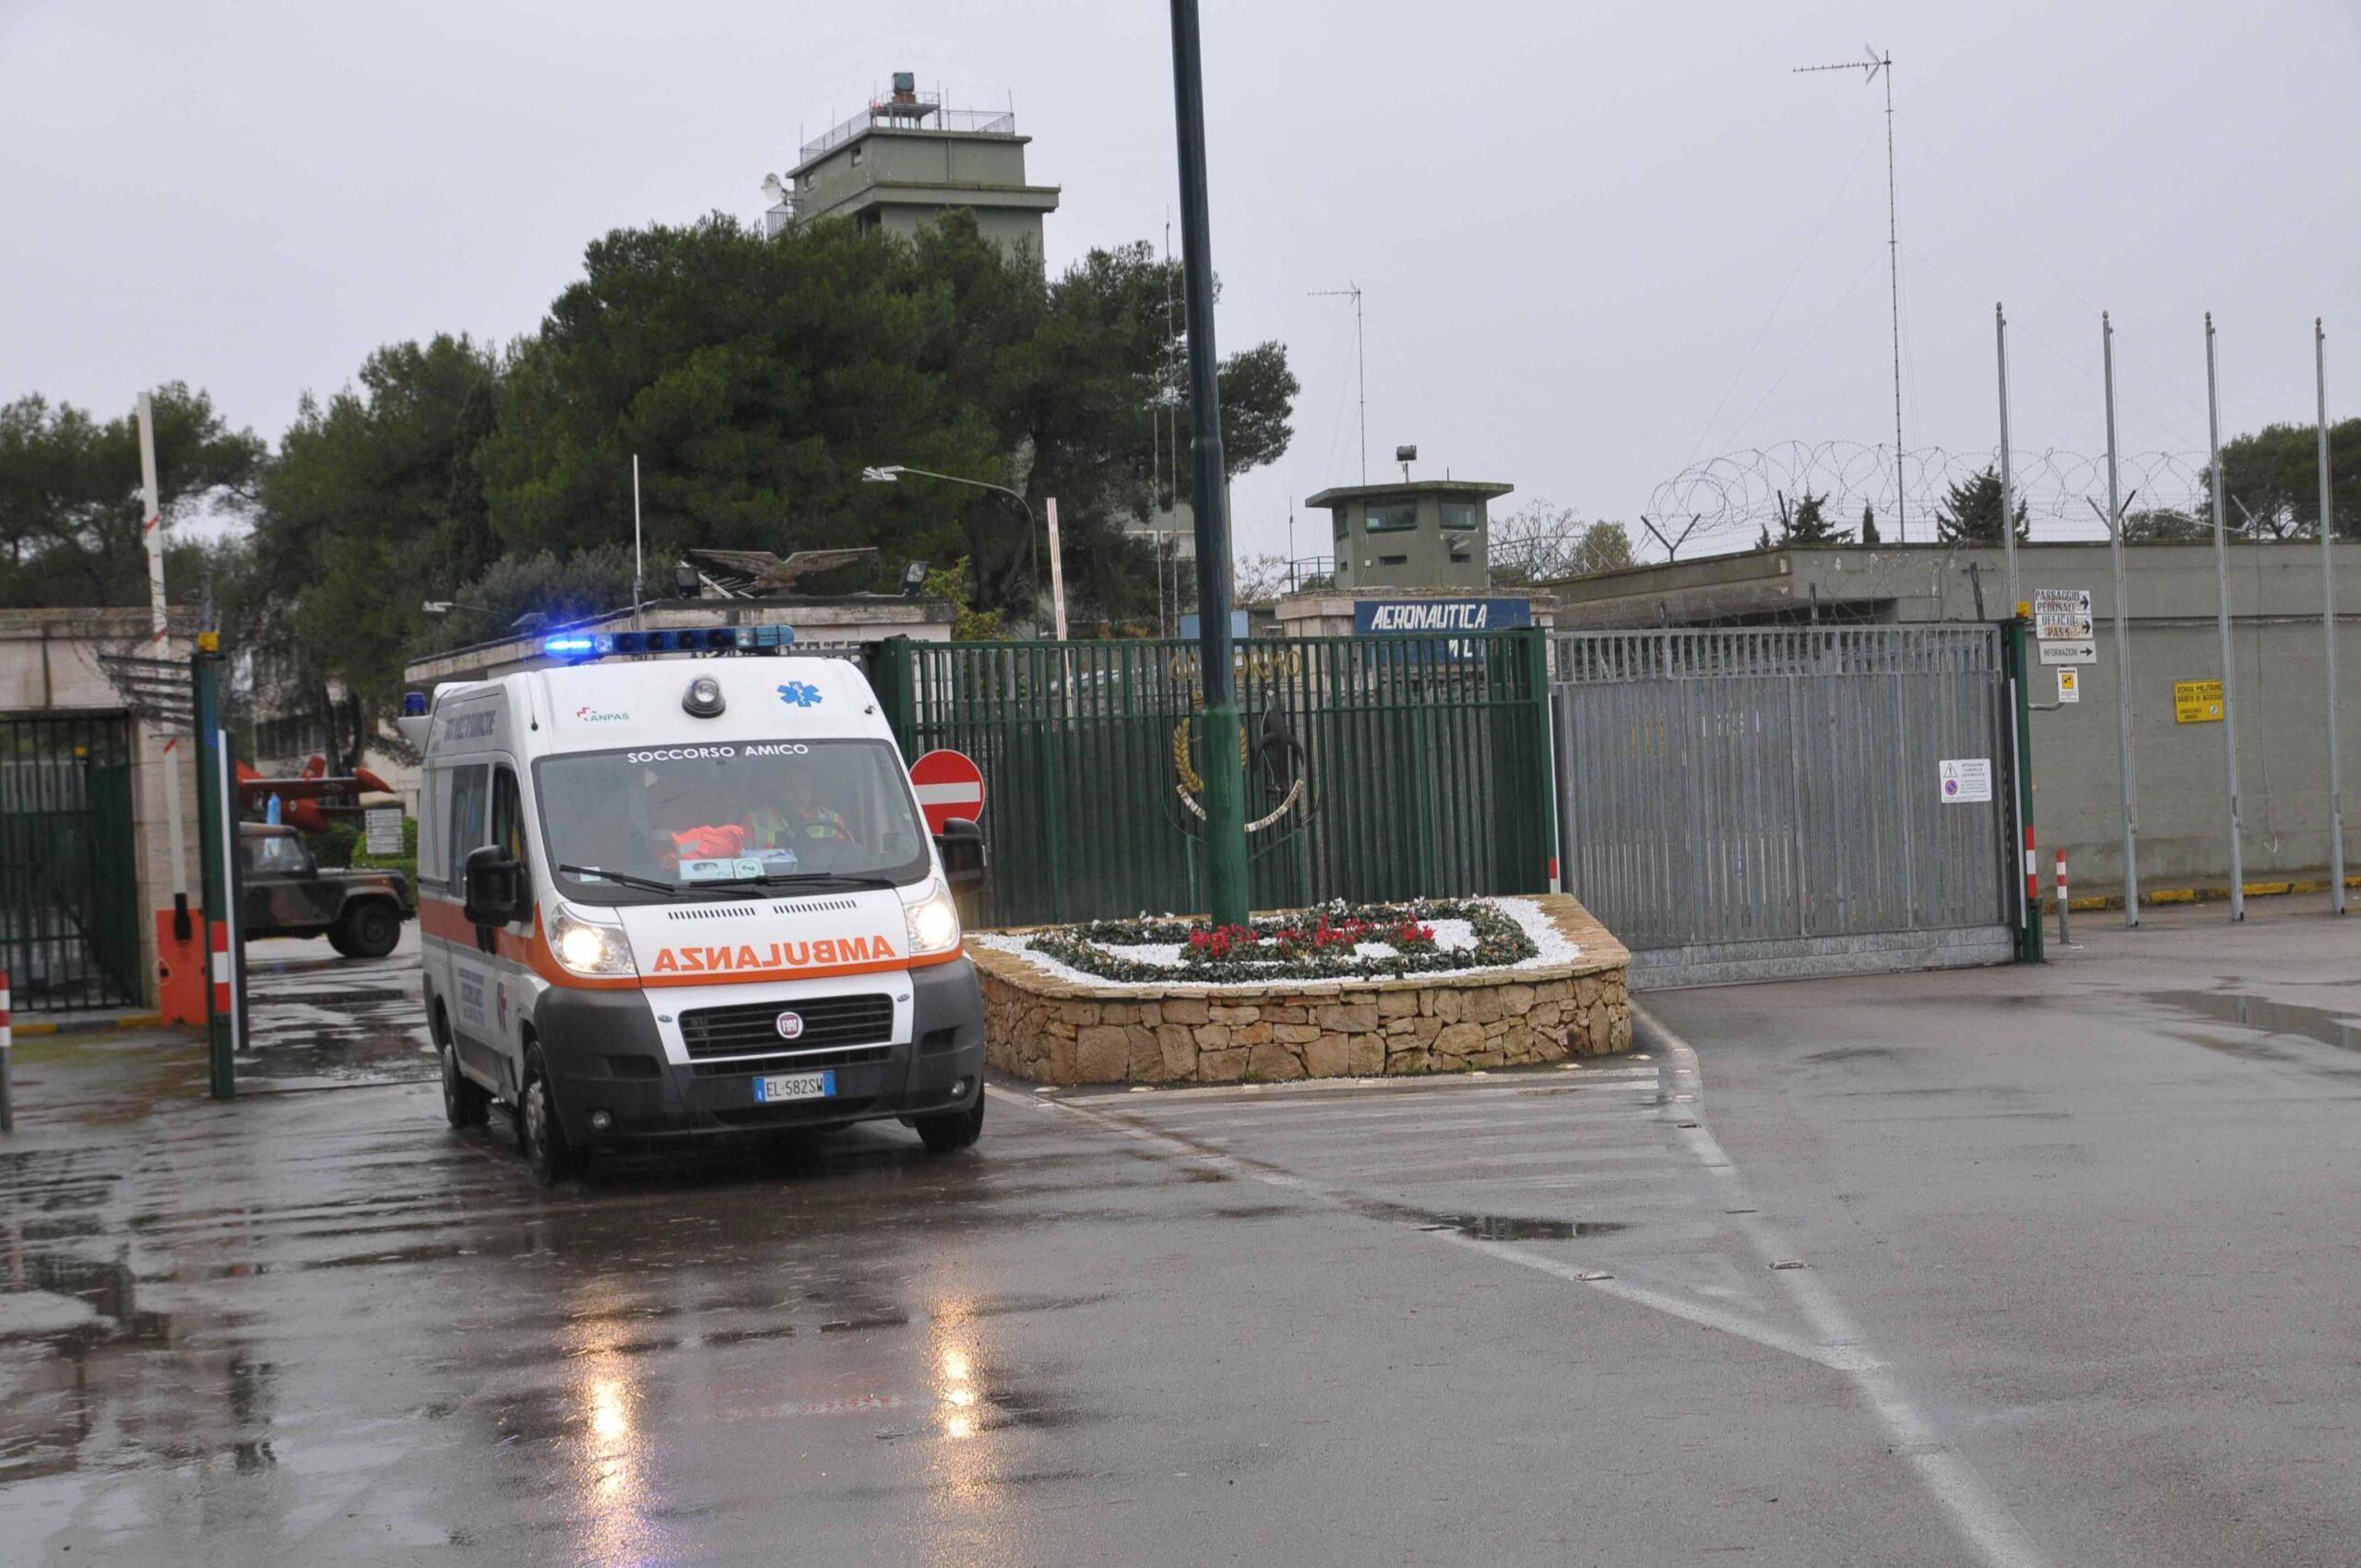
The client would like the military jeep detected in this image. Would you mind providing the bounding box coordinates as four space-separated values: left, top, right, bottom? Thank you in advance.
238 822 413 959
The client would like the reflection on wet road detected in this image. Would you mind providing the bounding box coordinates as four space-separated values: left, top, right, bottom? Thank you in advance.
241 938 432 1087
0 1089 1138 1562
1 1048 1929 1566
13 903 2361 1565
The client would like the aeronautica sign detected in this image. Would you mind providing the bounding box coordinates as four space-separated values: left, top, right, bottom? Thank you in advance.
1355 599 1531 634
1353 598 1531 660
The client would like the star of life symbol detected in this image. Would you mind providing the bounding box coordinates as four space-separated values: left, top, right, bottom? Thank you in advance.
777 682 823 707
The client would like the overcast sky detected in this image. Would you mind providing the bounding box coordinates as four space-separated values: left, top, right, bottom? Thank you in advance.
6 0 2358 559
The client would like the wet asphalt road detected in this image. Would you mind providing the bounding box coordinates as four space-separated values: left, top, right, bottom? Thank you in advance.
1 899 2357 1565
239 928 435 1089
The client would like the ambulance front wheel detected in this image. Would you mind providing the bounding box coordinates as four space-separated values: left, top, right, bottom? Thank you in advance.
519 1041 582 1185
914 1093 985 1155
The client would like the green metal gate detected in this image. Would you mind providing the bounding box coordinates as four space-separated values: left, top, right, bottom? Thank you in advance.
0 716 144 1010
868 631 1556 928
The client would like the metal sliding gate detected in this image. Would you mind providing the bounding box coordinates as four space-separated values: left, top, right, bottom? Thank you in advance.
0 715 143 1010
870 633 1556 929
1551 627 2017 987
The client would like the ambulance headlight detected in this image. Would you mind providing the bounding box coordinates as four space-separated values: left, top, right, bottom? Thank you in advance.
551 906 636 979
903 878 962 956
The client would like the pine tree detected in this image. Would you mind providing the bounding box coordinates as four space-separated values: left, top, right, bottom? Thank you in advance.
1778 488 1847 544
1933 467 2030 546
1860 503 1880 545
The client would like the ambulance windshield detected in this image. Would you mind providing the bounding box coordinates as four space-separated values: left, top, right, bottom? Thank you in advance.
534 740 931 902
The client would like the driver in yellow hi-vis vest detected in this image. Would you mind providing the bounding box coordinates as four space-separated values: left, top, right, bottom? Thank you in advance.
755 774 855 849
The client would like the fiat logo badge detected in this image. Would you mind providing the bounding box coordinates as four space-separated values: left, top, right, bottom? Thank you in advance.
775 1011 805 1040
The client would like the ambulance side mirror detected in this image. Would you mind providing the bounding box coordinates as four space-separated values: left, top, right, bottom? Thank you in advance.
462 845 526 927
934 818 988 895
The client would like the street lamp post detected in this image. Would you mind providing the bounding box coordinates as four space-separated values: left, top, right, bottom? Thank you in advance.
1168 0 1251 929
862 465 1040 628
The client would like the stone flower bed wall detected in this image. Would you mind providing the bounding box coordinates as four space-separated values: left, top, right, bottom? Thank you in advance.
972 894 1631 1086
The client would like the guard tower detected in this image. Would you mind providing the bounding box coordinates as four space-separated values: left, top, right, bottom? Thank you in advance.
765 72 1060 262
1307 478 1513 590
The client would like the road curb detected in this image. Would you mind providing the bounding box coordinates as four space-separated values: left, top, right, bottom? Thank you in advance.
10 1012 168 1039
2063 873 2360 914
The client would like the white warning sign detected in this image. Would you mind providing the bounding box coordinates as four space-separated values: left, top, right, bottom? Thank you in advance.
1940 758 1993 804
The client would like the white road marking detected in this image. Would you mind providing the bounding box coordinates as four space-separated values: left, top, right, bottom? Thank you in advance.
1165 1091 1653 1134
1102 1065 1655 1112
1256 1112 1685 1154
991 1079 1856 1373
1634 1005 2051 1568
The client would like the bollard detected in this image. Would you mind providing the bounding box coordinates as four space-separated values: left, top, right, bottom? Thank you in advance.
0 968 13 1134
2055 849 2071 946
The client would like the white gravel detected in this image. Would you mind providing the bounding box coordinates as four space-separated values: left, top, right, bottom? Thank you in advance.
970 897 1580 992
1100 943 1187 968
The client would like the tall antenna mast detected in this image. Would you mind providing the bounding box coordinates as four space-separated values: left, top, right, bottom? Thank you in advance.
1796 46 1904 542
1310 283 1366 484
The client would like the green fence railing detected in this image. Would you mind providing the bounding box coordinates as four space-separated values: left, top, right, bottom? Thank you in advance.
0 716 143 1011
867 630 1555 928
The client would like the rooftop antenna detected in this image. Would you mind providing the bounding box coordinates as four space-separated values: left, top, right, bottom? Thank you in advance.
1795 45 1905 543
1311 283 1367 484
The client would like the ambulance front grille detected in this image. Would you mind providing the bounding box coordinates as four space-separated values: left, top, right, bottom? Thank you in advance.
689 1045 891 1076
679 993 895 1058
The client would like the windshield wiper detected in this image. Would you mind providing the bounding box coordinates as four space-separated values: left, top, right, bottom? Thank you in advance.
557 863 682 897
709 871 903 892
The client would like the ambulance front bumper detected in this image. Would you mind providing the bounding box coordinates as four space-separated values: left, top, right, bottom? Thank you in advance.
531 957 986 1145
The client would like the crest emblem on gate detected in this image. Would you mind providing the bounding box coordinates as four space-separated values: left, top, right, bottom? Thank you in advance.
1169 705 1309 835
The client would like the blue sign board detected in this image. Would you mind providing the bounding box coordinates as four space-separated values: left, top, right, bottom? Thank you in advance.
1352 597 1531 659
1179 611 1252 641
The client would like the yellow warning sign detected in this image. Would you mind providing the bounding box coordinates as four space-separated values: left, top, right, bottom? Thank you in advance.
2175 680 2224 723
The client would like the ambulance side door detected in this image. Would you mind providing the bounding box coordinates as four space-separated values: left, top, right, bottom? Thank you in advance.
442 761 505 1087
418 766 454 1034
486 762 538 1085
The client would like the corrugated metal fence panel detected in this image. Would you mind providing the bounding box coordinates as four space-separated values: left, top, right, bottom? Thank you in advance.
0 715 143 1011
882 633 1553 927
1551 628 2011 962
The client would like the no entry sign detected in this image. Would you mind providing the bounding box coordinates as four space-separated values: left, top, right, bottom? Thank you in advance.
908 749 985 834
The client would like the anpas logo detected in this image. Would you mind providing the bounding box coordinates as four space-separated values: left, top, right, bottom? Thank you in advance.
777 682 824 708
574 707 630 723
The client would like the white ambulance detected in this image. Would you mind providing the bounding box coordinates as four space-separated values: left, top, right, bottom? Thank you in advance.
401 630 988 1183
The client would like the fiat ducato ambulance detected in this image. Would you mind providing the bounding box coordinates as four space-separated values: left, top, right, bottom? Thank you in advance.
402 634 988 1183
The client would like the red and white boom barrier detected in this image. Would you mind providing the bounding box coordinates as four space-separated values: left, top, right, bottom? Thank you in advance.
2054 848 2071 945
1 968 13 1134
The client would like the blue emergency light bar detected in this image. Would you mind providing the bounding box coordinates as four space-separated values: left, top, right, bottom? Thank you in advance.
540 624 797 662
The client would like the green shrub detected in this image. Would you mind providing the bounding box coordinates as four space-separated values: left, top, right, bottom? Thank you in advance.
304 823 360 868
